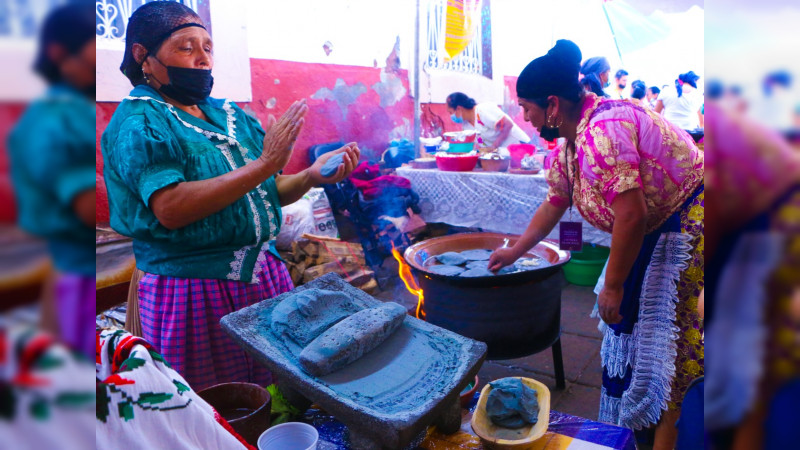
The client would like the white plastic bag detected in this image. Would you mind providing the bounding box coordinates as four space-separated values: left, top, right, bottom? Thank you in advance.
276 197 315 250
305 187 339 239
276 188 338 250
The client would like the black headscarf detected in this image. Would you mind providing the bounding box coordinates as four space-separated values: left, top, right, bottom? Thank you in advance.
33 3 96 84
516 40 583 103
120 2 206 86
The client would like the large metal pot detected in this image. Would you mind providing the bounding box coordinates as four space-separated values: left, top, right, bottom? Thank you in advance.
404 232 570 359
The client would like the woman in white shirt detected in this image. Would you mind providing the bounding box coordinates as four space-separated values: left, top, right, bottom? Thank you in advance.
446 92 530 148
655 71 704 130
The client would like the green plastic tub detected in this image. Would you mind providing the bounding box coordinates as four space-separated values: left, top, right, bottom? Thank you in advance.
563 244 610 286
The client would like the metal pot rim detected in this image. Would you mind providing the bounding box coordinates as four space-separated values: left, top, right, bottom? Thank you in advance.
403 232 570 285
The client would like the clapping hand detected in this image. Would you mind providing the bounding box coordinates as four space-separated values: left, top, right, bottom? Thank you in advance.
260 99 308 172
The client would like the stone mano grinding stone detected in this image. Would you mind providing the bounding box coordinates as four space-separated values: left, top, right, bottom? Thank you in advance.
320 153 345 177
220 273 487 449
299 302 407 377
271 289 361 346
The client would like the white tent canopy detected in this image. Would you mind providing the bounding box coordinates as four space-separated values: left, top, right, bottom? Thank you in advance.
492 0 703 92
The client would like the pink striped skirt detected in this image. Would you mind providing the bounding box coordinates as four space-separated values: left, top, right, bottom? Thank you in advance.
138 252 293 392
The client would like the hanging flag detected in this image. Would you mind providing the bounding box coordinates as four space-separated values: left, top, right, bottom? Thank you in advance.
444 0 482 61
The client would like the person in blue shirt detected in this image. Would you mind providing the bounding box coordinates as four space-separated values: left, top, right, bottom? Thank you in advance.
8 3 97 358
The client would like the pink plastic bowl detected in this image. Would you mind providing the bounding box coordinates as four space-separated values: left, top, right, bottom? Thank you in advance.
436 154 479 172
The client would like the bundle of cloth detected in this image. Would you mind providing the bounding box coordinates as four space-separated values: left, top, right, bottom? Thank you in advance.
96 328 252 449
345 162 422 265
1 325 95 449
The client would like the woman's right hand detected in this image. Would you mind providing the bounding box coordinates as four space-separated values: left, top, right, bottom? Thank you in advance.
259 99 308 173
488 247 520 272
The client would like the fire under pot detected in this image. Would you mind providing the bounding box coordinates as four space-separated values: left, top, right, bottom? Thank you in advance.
403 232 571 387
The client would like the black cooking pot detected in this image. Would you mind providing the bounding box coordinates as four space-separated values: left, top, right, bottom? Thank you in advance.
404 233 570 359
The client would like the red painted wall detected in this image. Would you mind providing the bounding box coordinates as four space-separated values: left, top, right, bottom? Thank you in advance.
96 102 117 223
93 61 536 224
248 59 415 174
95 58 415 222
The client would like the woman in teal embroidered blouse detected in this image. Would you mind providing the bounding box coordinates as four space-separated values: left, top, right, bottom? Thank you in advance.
101 2 359 390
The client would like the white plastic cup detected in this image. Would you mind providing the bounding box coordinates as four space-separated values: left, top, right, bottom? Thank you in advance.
257 422 319 450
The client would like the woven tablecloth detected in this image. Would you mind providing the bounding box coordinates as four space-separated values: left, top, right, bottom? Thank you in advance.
396 167 611 247
305 391 636 449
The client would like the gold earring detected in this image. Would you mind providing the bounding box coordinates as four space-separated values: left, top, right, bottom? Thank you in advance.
546 115 562 128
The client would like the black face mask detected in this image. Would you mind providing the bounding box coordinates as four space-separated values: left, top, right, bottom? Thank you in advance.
539 125 560 142
150 57 213 105
618 83 626 90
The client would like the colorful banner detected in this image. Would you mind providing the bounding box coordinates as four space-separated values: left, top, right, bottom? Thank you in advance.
444 0 482 61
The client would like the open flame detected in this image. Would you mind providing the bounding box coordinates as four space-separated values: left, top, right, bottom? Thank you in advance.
390 243 425 319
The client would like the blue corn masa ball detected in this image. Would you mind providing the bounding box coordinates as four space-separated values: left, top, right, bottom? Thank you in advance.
486 378 539 428
321 153 346 177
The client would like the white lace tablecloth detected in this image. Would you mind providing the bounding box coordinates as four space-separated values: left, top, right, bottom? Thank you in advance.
396 167 611 246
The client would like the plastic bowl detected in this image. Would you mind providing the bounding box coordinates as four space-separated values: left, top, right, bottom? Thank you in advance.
443 130 478 143
446 142 475 153
563 244 610 286
257 422 318 450
436 153 479 172
507 143 537 169
460 375 480 408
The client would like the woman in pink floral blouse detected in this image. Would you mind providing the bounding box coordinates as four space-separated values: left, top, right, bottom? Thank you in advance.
489 40 703 449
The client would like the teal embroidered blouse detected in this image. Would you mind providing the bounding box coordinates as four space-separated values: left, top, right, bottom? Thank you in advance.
8 84 96 276
101 85 283 283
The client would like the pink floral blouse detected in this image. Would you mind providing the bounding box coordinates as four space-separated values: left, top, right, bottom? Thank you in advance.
546 94 704 234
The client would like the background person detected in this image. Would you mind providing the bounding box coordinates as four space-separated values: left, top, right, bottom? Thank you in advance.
607 69 629 99
7 3 96 358
655 71 704 130
446 92 530 148
646 86 661 109
630 80 647 107
579 56 611 98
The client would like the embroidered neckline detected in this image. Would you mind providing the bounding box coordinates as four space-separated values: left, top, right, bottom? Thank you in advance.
125 94 276 283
